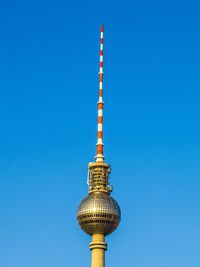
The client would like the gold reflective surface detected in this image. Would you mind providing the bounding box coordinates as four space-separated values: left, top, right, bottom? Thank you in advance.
77 192 121 235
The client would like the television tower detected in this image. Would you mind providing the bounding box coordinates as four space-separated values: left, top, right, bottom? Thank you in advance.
77 25 121 267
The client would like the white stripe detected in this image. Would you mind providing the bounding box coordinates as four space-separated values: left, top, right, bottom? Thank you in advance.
98 124 103 131
98 109 103 116
99 67 103 73
99 82 102 89
100 32 103 38
97 138 103 144
100 55 103 62
95 154 104 162
100 44 103 50
98 96 103 102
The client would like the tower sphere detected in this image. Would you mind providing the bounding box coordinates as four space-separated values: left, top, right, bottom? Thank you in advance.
77 192 121 236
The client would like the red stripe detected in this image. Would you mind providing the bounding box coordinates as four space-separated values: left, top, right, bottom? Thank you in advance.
100 62 103 67
98 132 103 138
100 25 104 32
100 38 104 44
98 103 103 109
100 50 103 56
98 116 103 123
97 145 103 154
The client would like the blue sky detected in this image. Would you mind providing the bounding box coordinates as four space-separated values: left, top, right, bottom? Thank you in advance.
0 0 200 266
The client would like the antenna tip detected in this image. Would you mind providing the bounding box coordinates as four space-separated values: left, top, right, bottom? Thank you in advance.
100 24 104 32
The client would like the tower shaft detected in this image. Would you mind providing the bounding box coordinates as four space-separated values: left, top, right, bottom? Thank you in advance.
90 234 107 267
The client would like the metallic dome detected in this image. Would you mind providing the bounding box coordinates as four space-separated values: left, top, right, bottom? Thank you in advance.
77 192 121 236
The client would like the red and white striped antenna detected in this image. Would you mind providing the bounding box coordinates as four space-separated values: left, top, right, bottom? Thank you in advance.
95 24 104 162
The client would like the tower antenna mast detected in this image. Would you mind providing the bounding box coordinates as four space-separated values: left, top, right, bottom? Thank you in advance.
96 24 104 162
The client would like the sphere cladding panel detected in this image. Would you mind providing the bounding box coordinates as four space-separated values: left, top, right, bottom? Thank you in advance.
77 192 121 235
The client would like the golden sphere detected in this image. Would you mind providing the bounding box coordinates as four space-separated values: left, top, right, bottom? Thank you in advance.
77 192 121 236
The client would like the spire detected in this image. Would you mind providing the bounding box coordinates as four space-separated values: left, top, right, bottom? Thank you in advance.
95 24 104 162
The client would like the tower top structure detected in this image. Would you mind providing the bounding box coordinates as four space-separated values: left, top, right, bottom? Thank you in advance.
77 25 121 267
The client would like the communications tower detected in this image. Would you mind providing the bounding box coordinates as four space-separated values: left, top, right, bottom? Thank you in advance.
77 25 121 267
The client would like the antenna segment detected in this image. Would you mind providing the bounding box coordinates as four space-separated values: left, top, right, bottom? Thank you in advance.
95 24 104 162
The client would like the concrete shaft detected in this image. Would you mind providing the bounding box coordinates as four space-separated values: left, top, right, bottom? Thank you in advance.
89 234 107 267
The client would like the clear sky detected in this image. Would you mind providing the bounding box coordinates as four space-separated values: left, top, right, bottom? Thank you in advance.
0 0 200 266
